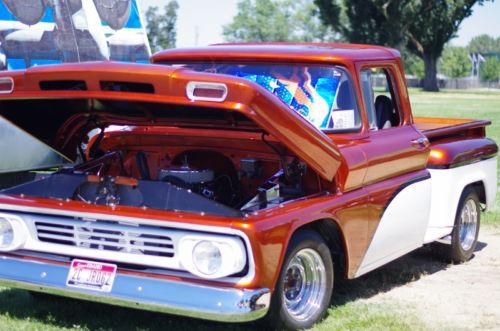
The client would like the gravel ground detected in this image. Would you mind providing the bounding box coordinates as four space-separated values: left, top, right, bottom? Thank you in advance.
356 227 500 330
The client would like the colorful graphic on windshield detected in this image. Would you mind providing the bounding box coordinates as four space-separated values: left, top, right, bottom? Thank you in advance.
183 63 359 130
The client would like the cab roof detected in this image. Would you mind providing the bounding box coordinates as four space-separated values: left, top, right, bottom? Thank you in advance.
151 43 401 65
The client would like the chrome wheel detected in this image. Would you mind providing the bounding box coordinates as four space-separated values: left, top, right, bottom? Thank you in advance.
459 198 478 251
432 188 480 264
282 248 327 322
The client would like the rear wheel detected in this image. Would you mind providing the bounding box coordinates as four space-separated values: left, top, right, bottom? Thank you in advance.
450 187 480 263
267 230 334 330
433 187 480 263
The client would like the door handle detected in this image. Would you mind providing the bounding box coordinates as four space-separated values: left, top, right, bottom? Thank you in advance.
411 137 429 149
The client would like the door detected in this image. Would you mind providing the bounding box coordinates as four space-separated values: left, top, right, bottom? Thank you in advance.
355 65 432 277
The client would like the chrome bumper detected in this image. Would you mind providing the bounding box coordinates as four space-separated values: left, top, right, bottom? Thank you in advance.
0 255 270 322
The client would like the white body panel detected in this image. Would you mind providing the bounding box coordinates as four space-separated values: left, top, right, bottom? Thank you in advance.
423 157 497 243
355 157 497 278
355 178 432 277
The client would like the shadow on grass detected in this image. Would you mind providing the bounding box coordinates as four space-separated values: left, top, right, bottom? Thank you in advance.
0 241 488 330
0 289 261 331
331 240 487 307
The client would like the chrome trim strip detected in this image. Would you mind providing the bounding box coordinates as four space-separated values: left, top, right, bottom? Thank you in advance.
380 172 431 215
0 255 270 322
0 203 256 285
186 81 228 102
0 77 14 94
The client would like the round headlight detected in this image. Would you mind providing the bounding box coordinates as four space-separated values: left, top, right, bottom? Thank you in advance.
0 218 14 248
178 234 248 279
192 241 222 275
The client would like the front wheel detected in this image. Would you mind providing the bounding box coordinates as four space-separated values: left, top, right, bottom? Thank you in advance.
267 230 334 330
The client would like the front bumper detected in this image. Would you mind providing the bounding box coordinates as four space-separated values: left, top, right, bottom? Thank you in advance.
0 255 270 322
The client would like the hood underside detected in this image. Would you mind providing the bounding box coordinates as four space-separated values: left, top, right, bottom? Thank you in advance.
0 62 343 181
0 116 70 174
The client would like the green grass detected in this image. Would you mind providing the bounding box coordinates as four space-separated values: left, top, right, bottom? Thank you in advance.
0 89 499 330
314 303 425 331
0 287 253 330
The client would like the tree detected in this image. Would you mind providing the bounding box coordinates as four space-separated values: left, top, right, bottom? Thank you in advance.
468 34 500 53
145 1 179 53
402 50 424 79
480 57 500 82
315 0 492 91
223 0 336 43
440 46 472 78
314 0 413 48
291 0 338 42
222 0 292 42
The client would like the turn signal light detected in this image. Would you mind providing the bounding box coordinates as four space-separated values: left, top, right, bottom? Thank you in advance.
429 149 445 160
0 77 13 94
186 81 227 102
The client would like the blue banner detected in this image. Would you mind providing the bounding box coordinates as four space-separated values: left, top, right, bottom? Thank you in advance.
0 0 151 70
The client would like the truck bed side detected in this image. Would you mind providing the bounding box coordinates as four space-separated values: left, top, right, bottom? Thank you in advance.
414 117 497 169
414 116 491 140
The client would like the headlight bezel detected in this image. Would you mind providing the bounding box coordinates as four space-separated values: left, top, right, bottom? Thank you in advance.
178 234 247 279
0 218 13 248
0 214 26 251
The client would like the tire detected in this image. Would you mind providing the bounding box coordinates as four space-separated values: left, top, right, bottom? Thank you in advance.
433 187 480 263
266 230 334 330
450 187 480 263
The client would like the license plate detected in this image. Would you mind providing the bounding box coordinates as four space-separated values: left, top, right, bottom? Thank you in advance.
66 259 117 293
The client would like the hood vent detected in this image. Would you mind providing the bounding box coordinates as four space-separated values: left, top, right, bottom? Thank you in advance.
39 80 88 91
100 81 155 94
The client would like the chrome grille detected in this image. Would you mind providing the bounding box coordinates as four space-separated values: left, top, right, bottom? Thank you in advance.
34 218 174 257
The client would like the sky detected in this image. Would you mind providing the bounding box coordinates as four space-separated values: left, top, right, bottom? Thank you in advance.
139 0 500 48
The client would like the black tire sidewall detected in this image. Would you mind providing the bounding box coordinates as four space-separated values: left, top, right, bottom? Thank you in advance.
267 230 334 330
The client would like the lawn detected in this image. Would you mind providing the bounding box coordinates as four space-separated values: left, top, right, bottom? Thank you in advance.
0 89 499 330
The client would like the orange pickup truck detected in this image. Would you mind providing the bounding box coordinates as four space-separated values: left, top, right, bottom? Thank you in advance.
0 43 496 329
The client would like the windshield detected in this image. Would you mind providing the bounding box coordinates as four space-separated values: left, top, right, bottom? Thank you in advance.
178 63 360 131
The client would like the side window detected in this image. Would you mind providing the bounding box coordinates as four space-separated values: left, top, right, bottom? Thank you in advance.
360 68 401 130
327 75 362 131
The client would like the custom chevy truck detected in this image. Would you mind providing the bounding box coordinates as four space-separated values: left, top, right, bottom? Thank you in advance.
0 43 496 329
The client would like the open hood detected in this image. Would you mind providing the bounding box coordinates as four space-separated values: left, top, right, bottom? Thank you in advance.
0 62 343 182
0 116 70 173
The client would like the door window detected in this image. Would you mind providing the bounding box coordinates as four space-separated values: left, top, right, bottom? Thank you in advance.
360 68 401 130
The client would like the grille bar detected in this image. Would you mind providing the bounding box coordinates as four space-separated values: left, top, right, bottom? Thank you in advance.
37 227 175 245
36 225 74 234
34 219 175 258
37 233 76 242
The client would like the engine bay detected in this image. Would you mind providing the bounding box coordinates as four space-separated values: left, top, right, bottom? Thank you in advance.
1 127 326 216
